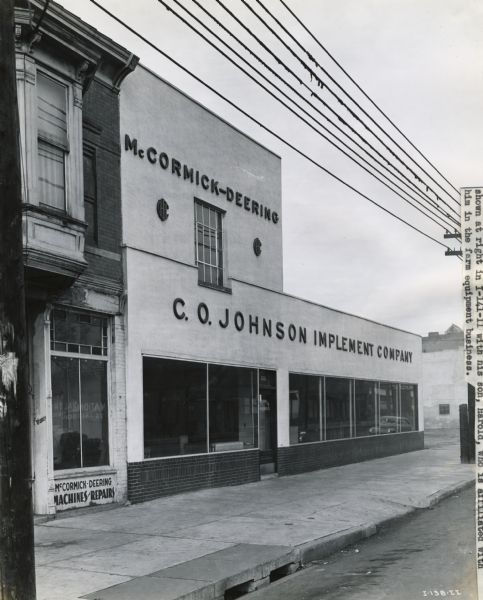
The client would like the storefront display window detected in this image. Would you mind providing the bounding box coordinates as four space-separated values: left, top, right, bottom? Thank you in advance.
289 373 320 444
378 382 400 433
288 373 418 445
354 380 376 437
400 383 418 431
51 309 109 470
143 358 207 458
143 357 260 458
325 377 351 440
209 365 258 451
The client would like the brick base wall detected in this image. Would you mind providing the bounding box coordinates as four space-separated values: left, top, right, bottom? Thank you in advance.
127 450 260 503
277 432 424 477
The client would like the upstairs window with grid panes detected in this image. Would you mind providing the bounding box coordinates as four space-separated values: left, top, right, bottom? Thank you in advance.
194 199 224 288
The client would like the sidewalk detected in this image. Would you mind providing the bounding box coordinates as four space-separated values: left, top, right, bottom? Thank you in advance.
35 433 474 600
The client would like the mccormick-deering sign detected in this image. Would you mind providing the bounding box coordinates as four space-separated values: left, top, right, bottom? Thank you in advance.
54 475 116 511
173 298 413 363
124 134 279 225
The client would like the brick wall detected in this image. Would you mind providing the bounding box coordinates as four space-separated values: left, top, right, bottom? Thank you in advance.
277 432 424 476
127 450 260 503
82 79 122 284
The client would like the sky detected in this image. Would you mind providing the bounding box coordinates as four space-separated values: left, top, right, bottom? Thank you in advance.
56 0 483 335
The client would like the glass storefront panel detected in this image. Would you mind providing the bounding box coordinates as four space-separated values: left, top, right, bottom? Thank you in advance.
354 380 376 437
209 364 258 451
289 373 320 444
378 382 400 434
400 383 418 431
259 370 277 464
80 360 109 467
143 357 207 458
141 357 419 459
51 309 110 471
52 356 81 470
325 377 351 440
51 309 108 356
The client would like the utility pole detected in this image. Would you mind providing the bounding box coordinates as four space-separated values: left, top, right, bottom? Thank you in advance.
0 0 37 598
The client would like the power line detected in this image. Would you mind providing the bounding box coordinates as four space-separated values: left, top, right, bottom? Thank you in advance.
88 0 453 253
252 0 459 208
179 0 459 230
278 0 460 197
167 0 458 233
214 0 460 222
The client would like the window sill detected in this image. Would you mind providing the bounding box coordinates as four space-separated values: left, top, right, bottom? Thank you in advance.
53 466 115 479
23 202 87 229
198 280 232 294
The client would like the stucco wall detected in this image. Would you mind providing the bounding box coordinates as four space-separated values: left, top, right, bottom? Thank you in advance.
124 250 422 462
422 347 466 428
120 66 283 292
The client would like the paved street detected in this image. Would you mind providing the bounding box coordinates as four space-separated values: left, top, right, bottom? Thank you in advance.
249 484 476 600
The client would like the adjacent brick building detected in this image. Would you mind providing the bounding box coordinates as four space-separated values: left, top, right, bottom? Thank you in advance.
15 0 137 514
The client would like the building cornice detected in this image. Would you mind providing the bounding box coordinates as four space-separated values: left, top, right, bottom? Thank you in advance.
15 0 139 92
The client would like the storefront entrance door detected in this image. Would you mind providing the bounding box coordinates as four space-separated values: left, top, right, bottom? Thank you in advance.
259 370 277 475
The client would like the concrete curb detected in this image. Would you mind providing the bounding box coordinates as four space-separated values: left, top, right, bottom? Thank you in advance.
427 478 474 508
295 477 475 566
296 524 377 564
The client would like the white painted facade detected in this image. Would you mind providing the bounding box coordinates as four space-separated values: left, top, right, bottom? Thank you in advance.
422 326 465 429
120 66 423 470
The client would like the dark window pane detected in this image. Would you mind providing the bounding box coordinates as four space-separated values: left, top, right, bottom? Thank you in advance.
37 72 67 145
325 377 351 440
83 153 96 198
143 358 207 458
289 373 320 444
354 380 376 437
84 199 97 246
51 309 107 353
401 384 418 431
209 364 258 451
52 356 81 470
80 360 109 467
38 140 65 210
258 370 275 454
378 382 399 433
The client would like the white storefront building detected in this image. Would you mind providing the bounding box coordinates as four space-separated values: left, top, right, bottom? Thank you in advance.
120 65 423 503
